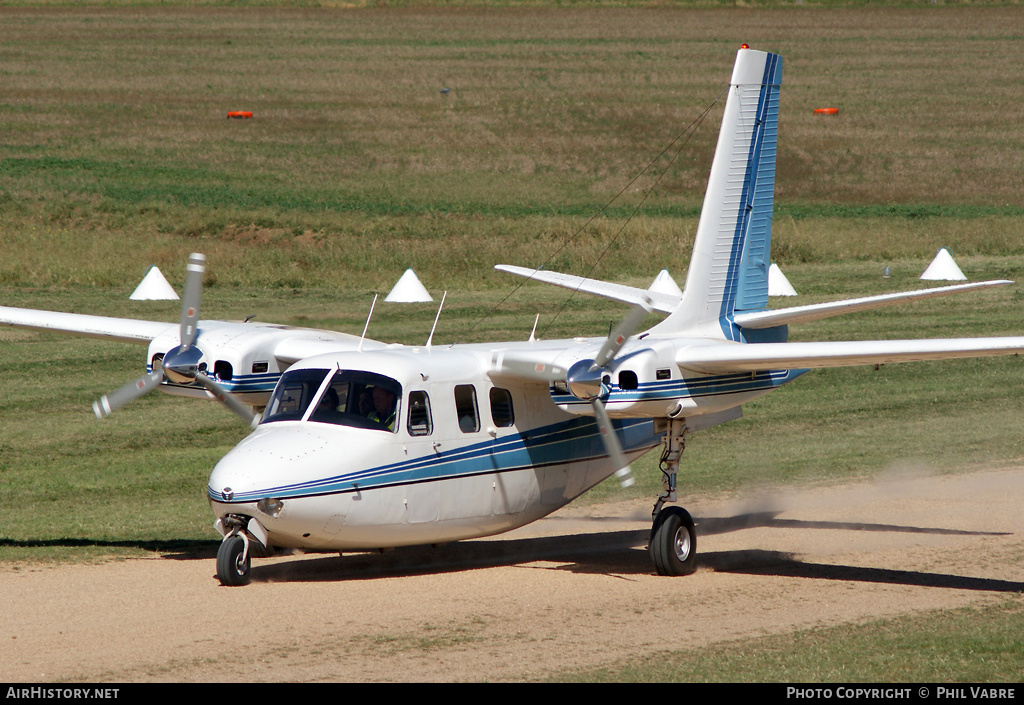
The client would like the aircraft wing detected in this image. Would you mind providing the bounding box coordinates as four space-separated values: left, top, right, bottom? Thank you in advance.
0 306 173 344
0 304 386 365
677 337 1024 374
494 265 680 314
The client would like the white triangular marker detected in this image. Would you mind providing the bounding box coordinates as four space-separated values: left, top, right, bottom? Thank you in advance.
129 266 179 300
385 269 433 302
920 248 967 281
768 263 797 296
648 269 684 297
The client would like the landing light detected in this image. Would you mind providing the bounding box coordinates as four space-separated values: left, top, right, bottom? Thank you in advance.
258 498 284 517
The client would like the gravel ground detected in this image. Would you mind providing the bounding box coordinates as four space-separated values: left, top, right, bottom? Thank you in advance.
3 466 1023 682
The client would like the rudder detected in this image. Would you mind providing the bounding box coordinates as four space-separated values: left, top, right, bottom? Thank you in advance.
651 49 782 340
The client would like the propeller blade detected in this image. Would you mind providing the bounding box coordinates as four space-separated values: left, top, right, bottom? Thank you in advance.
591 398 634 488
93 370 163 418
196 372 260 428
180 252 206 349
593 295 654 369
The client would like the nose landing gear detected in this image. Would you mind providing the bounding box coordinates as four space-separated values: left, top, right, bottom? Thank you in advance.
217 532 251 586
215 515 259 586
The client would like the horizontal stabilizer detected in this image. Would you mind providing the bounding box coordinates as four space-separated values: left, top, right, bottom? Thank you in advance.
734 280 1013 329
497 267 1012 332
677 336 1024 374
495 265 679 313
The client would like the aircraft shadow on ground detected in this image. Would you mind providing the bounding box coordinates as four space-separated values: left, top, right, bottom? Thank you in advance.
244 512 1022 593
5 512 1018 593
699 512 1011 538
0 537 218 559
702 550 1024 593
698 512 1022 593
251 528 656 584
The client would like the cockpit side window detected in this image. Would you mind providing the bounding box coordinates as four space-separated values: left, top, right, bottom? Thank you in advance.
407 391 432 437
454 384 480 433
262 368 401 432
261 369 328 423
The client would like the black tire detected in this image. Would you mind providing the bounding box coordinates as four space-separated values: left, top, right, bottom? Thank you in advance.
217 534 251 586
649 506 697 576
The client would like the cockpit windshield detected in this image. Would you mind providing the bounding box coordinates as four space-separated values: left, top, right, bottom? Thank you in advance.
261 368 402 432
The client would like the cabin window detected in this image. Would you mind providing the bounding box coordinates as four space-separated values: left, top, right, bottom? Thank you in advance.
489 387 515 427
261 368 401 433
407 390 433 437
454 384 480 433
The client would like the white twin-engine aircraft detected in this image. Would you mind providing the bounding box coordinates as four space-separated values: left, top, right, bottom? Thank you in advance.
4 47 1024 586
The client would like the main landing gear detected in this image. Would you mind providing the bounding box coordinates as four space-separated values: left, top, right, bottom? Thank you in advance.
648 418 697 576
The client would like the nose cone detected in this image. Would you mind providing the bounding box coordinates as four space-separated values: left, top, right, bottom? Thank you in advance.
207 422 384 504
161 344 204 385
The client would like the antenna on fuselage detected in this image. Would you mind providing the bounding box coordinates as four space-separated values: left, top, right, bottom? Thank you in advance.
358 294 378 352
425 291 447 348
529 313 540 342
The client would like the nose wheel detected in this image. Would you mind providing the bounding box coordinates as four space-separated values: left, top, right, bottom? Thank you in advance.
216 533 251 586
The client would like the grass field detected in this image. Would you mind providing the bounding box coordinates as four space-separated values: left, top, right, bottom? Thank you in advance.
559 599 1024 682
2 3 1024 681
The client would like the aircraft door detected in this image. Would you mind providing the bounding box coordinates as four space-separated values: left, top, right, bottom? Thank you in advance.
487 386 534 516
437 384 495 522
401 387 440 524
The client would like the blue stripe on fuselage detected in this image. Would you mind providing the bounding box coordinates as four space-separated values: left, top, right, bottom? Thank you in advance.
210 416 663 503
148 366 282 395
551 367 804 408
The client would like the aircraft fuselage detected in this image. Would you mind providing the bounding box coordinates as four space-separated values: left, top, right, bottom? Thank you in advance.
206 338 793 551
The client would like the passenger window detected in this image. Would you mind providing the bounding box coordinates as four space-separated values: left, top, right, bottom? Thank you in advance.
454 385 480 433
489 387 515 427
407 391 433 437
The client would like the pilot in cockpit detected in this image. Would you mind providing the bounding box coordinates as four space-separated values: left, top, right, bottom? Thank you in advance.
367 386 396 431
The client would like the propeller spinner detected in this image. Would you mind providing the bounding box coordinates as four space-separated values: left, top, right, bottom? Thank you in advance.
93 253 257 427
566 296 653 487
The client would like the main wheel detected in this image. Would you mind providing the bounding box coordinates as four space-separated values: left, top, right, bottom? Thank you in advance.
217 534 251 586
649 506 697 576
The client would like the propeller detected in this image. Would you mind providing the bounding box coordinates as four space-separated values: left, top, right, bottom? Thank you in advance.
93 253 258 427
564 295 654 487
494 297 654 486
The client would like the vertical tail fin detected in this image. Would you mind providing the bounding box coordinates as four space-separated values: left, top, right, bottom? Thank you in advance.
651 48 782 340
